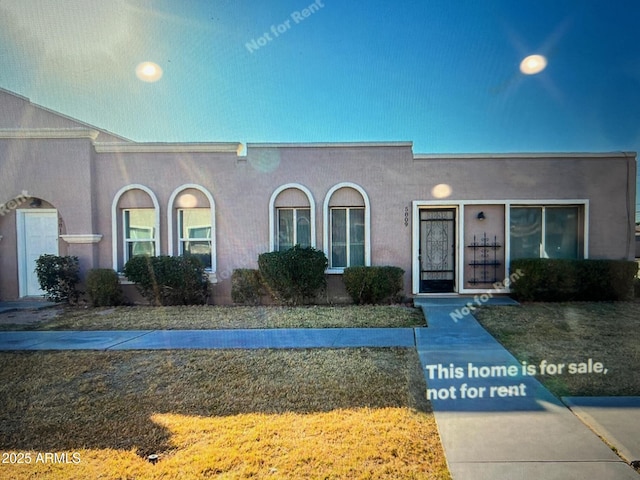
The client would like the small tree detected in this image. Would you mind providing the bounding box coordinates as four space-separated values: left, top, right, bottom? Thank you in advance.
86 269 123 307
258 246 328 305
231 269 265 305
123 255 209 305
35 254 81 303
343 266 405 304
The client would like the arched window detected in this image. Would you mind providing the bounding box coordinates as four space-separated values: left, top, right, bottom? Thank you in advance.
111 184 160 271
323 182 371 271
269 183 316 251
168 184 216 272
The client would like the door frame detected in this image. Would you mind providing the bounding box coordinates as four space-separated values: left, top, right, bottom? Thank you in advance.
16 209 59 297
412 202 460 295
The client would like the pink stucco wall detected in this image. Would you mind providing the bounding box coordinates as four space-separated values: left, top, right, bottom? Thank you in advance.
0 89 636 303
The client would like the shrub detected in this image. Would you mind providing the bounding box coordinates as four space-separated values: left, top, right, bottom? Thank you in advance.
343 266 405 304
86 269 123 307
258 246 328 305
123 255 209 305
35 254 80 303
231 269 265 305
510 259 638 302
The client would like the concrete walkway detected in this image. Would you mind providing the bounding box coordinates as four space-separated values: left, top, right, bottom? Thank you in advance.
414 297 639 480
0 328 416 351
563 397 640 466
1 298 638 478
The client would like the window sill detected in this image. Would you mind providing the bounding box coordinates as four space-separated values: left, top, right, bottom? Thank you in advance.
325 268 345 275
206 270 218 284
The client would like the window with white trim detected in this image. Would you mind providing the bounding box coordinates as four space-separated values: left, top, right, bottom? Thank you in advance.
123 209 156 261
178 208 212 269
277 207 311 251
330 207 365 268
510 205 583 260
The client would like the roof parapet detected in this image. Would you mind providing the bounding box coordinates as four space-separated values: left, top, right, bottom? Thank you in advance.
94 142 243 154
0 128 100 140
414 152 636 160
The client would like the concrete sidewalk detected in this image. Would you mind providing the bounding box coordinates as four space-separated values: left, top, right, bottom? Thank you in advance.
563 396 640 466
415 297 639 479
0 327 416 351
1 299 638 479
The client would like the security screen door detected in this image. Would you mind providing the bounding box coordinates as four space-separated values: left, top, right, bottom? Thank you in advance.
419 208 456 293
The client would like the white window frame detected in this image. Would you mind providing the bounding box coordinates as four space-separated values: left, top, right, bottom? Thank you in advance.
323 182 371 273
276 207 312 251
123 209 157 262
167 184 216 274
508 204 587 262
178 209 213 268
269 183 316 251
111 184 160 272
329 206 366 269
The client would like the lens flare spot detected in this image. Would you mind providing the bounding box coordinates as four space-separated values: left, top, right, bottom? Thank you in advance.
520 54 547 75
136 61 163 82
176 193 198 208
432 184 452 199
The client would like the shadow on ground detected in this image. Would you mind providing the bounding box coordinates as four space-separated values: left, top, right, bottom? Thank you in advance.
0 348 429 457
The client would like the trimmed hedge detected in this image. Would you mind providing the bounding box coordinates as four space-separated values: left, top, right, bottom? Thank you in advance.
86 269 123 307
258 246 328 305
35 254 81 303
509 258 638 302
343 266 405 304
123 255 209 306
231 269 265 305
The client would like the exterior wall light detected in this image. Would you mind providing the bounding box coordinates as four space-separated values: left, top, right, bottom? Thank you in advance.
477 211 485 220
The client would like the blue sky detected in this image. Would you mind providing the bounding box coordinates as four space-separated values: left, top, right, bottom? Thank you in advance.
1 0 639 219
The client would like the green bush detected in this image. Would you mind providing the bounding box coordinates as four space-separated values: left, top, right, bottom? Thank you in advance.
35 254 80 303
123 255 209 306
343 266 405 304
510 259 638 302
86 269 123 307
634 277 640 298
258 246 328 305
231 269 265 305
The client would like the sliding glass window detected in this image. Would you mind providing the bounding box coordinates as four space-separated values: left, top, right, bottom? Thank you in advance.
510 206 582 260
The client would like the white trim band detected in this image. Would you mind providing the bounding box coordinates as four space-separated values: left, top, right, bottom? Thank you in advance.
60 234 103 244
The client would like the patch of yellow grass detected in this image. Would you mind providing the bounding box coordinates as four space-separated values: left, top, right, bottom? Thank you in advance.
3 408 450 479
1 304 425 331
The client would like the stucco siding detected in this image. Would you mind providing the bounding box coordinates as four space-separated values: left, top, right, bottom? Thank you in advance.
0 89 636 303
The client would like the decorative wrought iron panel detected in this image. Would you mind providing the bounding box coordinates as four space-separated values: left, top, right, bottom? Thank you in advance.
419 209 455 293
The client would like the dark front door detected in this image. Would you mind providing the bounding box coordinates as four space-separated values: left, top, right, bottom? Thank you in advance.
419 208 456 293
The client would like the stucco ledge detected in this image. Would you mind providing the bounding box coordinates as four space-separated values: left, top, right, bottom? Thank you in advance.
60 234 103 244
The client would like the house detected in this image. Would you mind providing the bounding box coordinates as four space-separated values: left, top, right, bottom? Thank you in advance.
0 88 637 304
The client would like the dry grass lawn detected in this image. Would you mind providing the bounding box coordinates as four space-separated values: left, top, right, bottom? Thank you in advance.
475 302 640 397
0 348 450 479
0 305 425 331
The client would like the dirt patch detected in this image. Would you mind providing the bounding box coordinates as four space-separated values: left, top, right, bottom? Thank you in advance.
0 307 62 327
